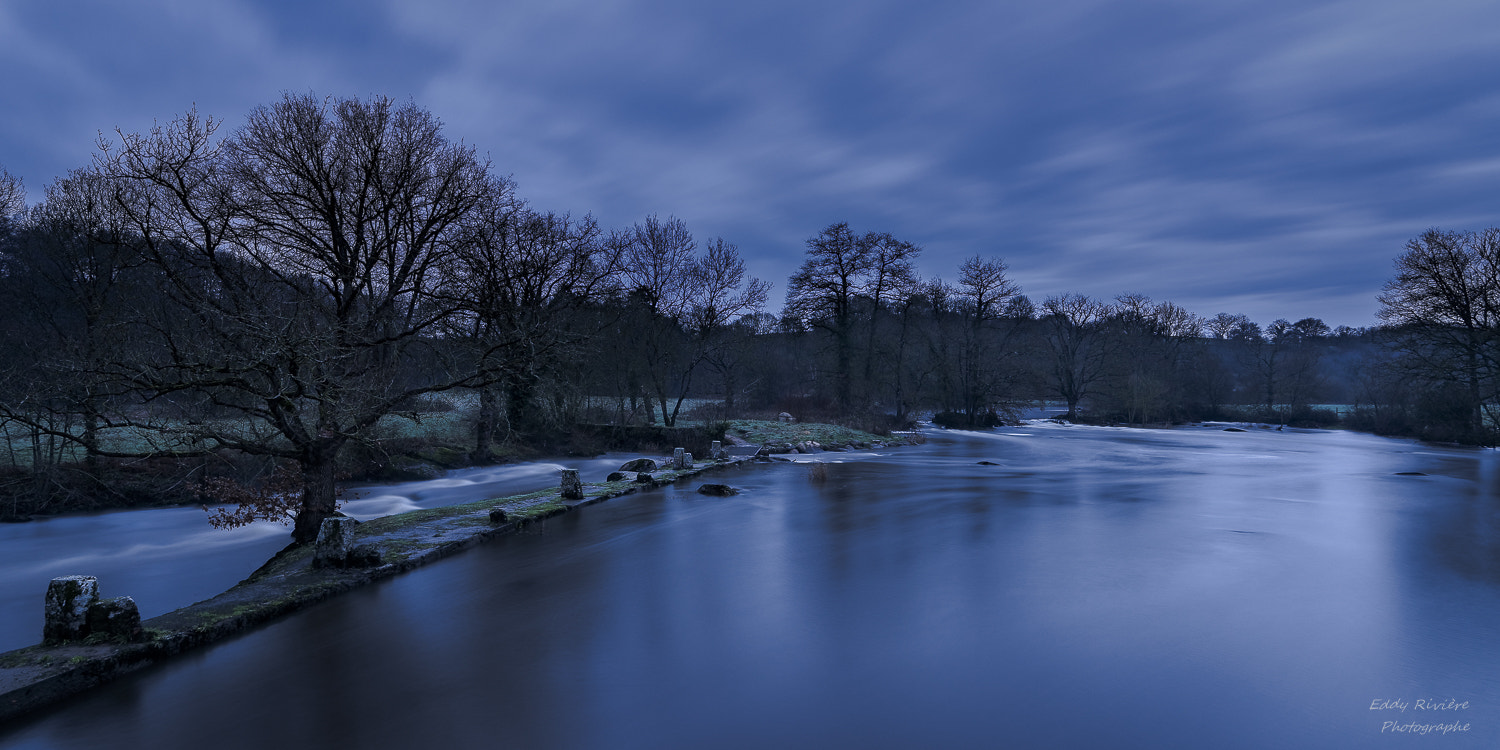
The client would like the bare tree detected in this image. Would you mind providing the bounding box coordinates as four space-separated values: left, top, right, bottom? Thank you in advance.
1040 293 1114 419
446 186 620 455
96 94 492 543
1378 227 1500 440
784 222 894 414
0 168 147 462
617 218 767 425
859 233 922 404
952 255 1021 423
693 238 771 416
0 166 24 229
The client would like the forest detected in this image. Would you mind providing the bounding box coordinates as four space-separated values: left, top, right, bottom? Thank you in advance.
0 94 1494 537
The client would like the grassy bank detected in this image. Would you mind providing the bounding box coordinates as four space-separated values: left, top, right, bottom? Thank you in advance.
725 419 923 449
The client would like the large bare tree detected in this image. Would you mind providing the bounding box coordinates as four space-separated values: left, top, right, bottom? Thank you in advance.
1378 227 1500 440
96 94 492 542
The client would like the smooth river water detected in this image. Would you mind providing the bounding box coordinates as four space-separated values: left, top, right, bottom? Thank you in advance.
3 424 1499 749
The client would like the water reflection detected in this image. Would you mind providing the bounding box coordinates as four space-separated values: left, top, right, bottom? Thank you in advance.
4 427 1500 748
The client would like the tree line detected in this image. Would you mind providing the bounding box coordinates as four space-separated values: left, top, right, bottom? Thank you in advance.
0 93 1490 537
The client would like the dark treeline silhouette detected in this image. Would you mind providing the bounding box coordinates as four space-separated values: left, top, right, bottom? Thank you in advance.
0 94 1491 534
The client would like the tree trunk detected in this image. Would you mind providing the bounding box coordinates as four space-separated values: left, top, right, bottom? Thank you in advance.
506 372 537 437
472 386 498 463
722 367 736 415
291 452 340 544
836 327 853 415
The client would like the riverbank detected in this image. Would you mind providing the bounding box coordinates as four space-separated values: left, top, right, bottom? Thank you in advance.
0 423 918 726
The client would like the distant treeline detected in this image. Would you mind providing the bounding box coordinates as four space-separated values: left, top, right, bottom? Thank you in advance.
0 94 1490 534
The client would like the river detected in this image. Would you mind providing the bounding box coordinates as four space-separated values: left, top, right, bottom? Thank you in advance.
2 424 1498 748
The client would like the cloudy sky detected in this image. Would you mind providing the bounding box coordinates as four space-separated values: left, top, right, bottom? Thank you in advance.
5 0 1500 327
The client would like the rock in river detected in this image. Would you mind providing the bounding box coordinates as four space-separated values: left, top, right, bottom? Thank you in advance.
620 458 658 472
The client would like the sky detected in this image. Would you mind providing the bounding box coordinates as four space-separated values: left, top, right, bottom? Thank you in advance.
5 0 1500 328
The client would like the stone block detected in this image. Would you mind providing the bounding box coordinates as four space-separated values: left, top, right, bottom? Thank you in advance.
346 544 383 567
313 517 358 568
673 447 685 469
44 575 99 643
560 469 584 500
86 596 143 641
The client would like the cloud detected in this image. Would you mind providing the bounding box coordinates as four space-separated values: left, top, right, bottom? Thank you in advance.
5 0 1500 327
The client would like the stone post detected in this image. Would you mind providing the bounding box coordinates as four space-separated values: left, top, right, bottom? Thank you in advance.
560 469 584 500
44 575 99 643
710 440 722 460
87 596 143 641
683 452 694 468
673 447 685 470
314 517 358 568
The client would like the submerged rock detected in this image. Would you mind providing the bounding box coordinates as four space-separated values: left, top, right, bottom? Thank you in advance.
978 460 1000 466
619 458 658 472
606 471 630 482
1223 427 1247 432
635 472 654 483
697 484 740 497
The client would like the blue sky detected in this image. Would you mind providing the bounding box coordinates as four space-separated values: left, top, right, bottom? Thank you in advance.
5 0 1500 327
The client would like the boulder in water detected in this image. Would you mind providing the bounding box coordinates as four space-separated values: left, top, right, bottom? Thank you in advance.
620 458 657 472
697 484 740 496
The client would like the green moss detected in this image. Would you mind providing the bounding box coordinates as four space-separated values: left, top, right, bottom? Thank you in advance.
378 538 440 562
358 489 554 535
0 648 38 669
508 500 566 520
